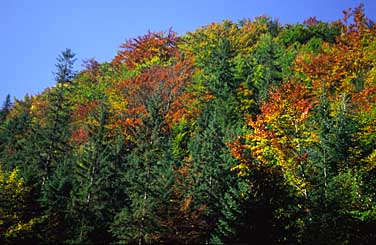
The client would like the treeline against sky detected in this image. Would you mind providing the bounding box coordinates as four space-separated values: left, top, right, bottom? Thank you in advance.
0 5 375 244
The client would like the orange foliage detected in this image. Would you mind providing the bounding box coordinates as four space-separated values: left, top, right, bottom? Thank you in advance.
72 100 99 122
295 4 376 99
352 86 376 113
71 100 100 145
71 128 88 145
82 58 101 81
114 54 195 133
113 30 178 70
230 81 315 194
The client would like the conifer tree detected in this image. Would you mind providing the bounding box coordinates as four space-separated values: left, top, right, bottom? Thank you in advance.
0 94 12 124
0 96 34 173
34 49 77 242
68 102 121 243
306 92 360 243
187 37 246 243
252 33 284 101
41 48 76 184
0 9 374 243
112 99 173 244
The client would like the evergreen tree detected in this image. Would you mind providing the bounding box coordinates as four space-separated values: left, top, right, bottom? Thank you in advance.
0 94 12 124
34 49 77 242
305 92 360 243
69 102 122 243
40 48 76 185
252 33 284 101
111 79 177 244
0 10 374 243
187 37 246 243
0 96 34 173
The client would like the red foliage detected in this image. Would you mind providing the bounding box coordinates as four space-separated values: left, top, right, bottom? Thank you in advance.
304 17 318 26
71 128 88 145
295 4 375 99
259 81 315 123
82 58 101 81
73 100 99 122
117 55 195 130
352 86 376 113
113 30 178 70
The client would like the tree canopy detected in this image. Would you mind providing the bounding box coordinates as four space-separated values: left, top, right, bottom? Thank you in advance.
0 5 375 244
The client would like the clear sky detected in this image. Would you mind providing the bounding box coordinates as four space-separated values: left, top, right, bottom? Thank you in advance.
0 0 375 102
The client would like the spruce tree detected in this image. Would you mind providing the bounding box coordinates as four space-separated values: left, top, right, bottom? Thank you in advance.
0 94 12 124
34 49 76 242
306 92 360 243
187 37 246 243
111 82 176 244
0 96 34 173
41 48 76 185
68 102 120 243
252 33 284 101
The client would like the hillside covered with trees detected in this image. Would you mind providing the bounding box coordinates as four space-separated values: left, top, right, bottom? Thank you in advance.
1 5 375 244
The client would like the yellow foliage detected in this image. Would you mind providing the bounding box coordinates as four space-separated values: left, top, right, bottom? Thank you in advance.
364 150 376 171
0 166 44 241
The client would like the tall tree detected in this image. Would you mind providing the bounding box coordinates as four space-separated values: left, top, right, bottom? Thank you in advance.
33 49 77 242
38 48 76 186
68 102 124 243
185 37 248 243
110 36 194 243
111 74 176 244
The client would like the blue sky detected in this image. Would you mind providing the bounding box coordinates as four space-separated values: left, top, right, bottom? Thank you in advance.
0 0 375 102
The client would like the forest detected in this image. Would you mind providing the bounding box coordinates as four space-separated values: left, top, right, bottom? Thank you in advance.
0 5 375 244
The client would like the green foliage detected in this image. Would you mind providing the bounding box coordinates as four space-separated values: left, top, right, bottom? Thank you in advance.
279 20 341 46
36 49 76 187
110 67 180 243
0 6 375 244
251 33 286 101
68 102 124 243
0 166 45 244
0 94 12 124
